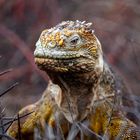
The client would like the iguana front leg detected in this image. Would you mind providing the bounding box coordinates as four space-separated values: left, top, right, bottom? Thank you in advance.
89 102 140 140
7 82 68 140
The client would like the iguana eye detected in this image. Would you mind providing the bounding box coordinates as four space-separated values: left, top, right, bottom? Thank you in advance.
69 35 80 46
48 41 56 48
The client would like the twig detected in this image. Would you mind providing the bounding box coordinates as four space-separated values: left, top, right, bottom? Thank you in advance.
0 82 18 97
2 117 16 120
0 134 16 140
0 64 30 81
4 111 34 133
17 113 22 140
54 114 65 140
76 123 84 140
79 122 104 140
0 68 12 76
58 76 74 123
0 118 5 135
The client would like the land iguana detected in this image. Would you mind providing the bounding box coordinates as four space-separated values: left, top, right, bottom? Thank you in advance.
8 20 140 140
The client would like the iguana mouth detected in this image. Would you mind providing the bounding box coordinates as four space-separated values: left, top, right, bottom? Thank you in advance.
34 57 76 72
34 48 81 60
34 57 95 73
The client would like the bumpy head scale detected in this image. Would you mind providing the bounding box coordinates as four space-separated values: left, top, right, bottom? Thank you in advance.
40 20 95 48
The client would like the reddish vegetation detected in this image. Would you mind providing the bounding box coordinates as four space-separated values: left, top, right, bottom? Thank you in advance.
0 0 140 120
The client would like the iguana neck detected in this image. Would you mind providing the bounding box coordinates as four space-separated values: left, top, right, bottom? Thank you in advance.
45 61 116 99
44 70 102 122
47 70 101 92
45 63 117 122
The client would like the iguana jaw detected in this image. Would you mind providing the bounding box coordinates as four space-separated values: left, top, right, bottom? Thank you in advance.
34 56 96 73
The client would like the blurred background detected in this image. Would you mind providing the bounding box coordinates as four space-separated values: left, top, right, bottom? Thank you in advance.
0 0 140 120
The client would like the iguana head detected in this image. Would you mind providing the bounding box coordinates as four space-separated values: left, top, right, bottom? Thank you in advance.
34 20 103 73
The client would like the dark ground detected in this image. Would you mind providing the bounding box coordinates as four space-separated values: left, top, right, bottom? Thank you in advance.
0 0 140 122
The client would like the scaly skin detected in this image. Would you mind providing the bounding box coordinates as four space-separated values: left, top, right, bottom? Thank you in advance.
8 21 140 139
